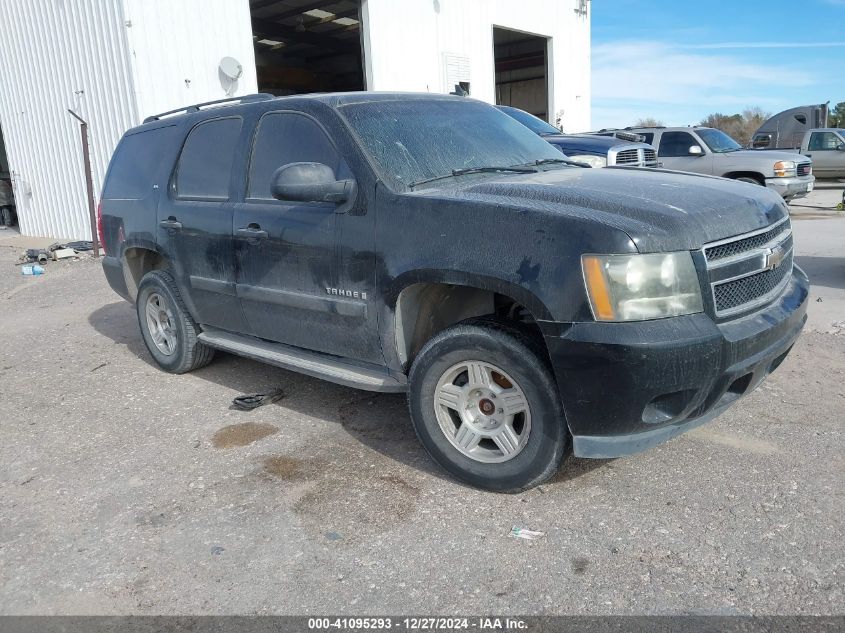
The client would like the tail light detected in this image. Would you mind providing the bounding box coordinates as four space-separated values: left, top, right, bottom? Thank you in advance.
96 202 106 255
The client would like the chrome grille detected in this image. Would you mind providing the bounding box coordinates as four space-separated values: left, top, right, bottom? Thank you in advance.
797 163 811 177
615 149 639 164
705 219 791 262
643 149 657 166
714 250 793 312
703 217 793 318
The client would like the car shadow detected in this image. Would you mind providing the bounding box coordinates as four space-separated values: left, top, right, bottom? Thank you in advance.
88 300 614 490
795 255 845 291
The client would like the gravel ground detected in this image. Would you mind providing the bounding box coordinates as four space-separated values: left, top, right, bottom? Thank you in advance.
0 189 843 615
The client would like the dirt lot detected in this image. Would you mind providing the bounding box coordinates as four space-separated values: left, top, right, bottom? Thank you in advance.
0 185 843 615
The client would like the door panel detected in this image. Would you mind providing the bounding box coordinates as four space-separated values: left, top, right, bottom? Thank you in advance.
805 131 845 177
234 110 381 363
657 131 714 174
157 116 248 333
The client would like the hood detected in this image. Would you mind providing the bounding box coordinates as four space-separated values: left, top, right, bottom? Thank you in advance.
540 134 620 151
414 166 788 253
728 149 810 163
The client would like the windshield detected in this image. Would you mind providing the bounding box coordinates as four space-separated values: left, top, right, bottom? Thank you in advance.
697 128 742 153
339 99 567 190
496 106 561 135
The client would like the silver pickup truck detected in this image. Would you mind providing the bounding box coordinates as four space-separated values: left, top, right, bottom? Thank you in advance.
752 128 845 179
627 126 815 201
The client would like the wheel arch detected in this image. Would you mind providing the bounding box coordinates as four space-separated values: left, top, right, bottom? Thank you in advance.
386 269 554 370
722 171 765 185
121 241 170 302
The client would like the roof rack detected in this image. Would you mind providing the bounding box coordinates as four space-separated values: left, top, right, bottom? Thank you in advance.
143 93 276 123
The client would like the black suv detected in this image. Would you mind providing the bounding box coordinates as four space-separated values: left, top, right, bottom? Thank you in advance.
100 93 808 492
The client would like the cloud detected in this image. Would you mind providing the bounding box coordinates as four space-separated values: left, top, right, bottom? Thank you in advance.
686 41 845 49
590 39 818 129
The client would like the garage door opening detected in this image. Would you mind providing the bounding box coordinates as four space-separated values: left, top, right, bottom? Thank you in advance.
493 27 550 122
250 0 365 96
0 124 16 228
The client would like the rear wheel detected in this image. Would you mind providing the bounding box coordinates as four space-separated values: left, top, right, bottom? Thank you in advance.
408 318 568 492
136 270 214 373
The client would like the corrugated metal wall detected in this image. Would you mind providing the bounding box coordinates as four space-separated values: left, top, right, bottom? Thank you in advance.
0 0 137 240
0 0 257 240
122 0 258 123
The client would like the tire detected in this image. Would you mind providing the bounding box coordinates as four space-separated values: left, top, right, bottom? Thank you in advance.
135 269 214 374
408 318 568 493
734 176 764 186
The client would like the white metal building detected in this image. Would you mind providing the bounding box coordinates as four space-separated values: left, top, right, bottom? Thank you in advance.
0 0 590 240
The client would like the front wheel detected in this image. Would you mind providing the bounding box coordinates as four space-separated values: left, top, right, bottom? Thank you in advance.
734 176 764 186
408 318 568 492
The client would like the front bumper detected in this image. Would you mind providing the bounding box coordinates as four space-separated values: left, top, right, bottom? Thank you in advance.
766 174 815 199
544 266 809 458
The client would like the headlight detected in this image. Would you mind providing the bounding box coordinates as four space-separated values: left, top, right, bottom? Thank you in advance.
773 160 796 177
569 154 607 168
581 252 703 321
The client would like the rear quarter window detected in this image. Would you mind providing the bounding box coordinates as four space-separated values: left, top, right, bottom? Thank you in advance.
103 125 179 200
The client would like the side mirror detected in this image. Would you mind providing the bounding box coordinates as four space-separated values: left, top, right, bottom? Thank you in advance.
271 162 355 204
688 145 704 156
837 143 845 152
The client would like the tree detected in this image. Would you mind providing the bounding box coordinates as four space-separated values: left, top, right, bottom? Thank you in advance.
699 108 771 146
634 117 664 127
828 102 845 128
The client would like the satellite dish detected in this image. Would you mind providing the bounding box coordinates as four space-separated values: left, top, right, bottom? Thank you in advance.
219 57 243 81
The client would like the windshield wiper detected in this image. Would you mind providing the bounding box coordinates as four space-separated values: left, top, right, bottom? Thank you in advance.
530 158 588 168
408 165 538 189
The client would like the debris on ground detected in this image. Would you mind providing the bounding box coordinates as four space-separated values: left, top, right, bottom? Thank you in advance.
231 388 286 411
509 526 546 540
21 264 45 276
17 241 95 266
52 248 77 261
24 249 49 264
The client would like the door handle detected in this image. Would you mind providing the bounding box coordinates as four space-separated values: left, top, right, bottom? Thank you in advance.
159 218 182 230
237 225 269 240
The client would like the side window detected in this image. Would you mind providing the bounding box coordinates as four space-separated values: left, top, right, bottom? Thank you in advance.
103 126 179 200
175 117 242 200
247 112 346 200
658 131 698 157
808 132 840 151
639 132 654 145
751 133 772 149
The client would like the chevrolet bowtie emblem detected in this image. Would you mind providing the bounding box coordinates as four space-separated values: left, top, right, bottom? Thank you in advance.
764 245 786 270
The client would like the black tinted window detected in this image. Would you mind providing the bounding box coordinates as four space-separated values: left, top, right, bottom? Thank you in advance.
248 112 344 200
176 117 242 199
640 132 654 145
659 131 698 157
103 126 179 199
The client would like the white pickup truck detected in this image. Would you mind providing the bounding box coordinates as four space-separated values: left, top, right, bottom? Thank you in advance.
627 126 815 201
752 128 845 179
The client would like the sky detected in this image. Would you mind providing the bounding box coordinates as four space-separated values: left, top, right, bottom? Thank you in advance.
590 0 845 130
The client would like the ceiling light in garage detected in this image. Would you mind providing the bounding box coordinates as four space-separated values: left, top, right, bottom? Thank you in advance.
257 39 283 46
304 8 334 19
333 17 359 26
